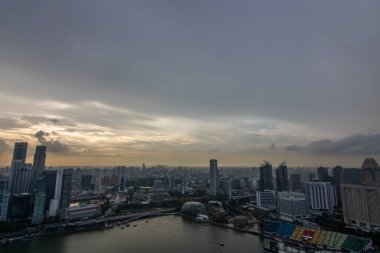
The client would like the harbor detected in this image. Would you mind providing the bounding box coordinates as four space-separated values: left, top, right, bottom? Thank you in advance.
0 216 264 253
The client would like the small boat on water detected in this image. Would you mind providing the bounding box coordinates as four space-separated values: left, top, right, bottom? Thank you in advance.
105 223 115 229
219 242 224 247
133 224 138 227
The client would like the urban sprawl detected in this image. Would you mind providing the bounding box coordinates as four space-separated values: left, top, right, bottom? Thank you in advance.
0 142 379 252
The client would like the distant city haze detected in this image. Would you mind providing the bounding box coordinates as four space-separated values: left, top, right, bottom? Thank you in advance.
0 1 379 167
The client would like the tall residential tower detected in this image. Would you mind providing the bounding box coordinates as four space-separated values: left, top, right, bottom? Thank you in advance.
209 159 218 196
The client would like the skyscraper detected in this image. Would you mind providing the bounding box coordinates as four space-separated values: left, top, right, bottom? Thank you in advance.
11 142 28 167
209 159 218 196
60 168 73 210
220 178 231 198
305 180 333 213
342 168 361 185
30 146 47 205
275 162 290 192
44 170 58 214
10 163 33 194
341 184 380 230
31 176 46 224
290 174 302 192
332 166 343 208
120 176 125 192
317 167 330 182
9 193 31 219
0 176 10 221
9 142 28 192
48 170 63 217
260 162 273 191
341 158 380 230
32 146 46 178
360 158 380 186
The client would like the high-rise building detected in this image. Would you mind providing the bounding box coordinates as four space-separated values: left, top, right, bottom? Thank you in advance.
80 175 93 192
31 176 46 224
60 168 73 210
317 167 330 182
120 176 125 192
0 176 10 221
231 178 242 190
48 170 63 217
44 170 58 214
341 158 380 230
305 180 333 213
290 174 302 192
277 192 307 222
256 190 276 209
10 163 33 194
220 178 231 198
341 184 380 230
276 163 290 192
11 142 28 167
248 178 260 191
30 146 47 208
9 193 31 219
32 146 46 178
332 166 343 208
71 168 81 193
360 158 380 186
259 162 273 191
342 168 361 185
209 159 218 196
9 142 28 192
168 176 175 191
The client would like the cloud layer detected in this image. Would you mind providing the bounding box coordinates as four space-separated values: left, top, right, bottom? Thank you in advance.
286 133 380 155
0 1 379 166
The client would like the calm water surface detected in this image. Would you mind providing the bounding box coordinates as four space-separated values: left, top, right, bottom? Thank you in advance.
0 216 264 253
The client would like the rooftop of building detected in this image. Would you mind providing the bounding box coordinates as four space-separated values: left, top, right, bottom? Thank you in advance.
361 158 380 170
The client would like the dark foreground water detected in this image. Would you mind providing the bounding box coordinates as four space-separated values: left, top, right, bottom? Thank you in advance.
0 216 264 253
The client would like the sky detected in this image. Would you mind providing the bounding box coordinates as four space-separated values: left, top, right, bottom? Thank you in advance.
0 0 379 167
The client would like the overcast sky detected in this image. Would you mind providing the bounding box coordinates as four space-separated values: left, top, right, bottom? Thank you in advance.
0 0 379 167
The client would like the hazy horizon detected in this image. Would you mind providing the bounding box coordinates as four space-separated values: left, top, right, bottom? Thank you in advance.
1 1 379 167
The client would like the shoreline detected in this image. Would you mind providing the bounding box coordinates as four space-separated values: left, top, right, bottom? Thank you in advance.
1 212 178 245
1 214 267 245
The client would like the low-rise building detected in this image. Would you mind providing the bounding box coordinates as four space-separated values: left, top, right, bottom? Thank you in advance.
61 204 100 220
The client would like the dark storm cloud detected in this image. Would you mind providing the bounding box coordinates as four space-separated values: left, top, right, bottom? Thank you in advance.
286 133 380 155
34 130 69 153
0 140 9 155
285 145 304 152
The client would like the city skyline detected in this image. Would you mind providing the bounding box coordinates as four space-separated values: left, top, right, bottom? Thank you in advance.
1 1 380 167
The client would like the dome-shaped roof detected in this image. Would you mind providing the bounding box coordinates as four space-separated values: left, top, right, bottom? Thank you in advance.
181 202 205 216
